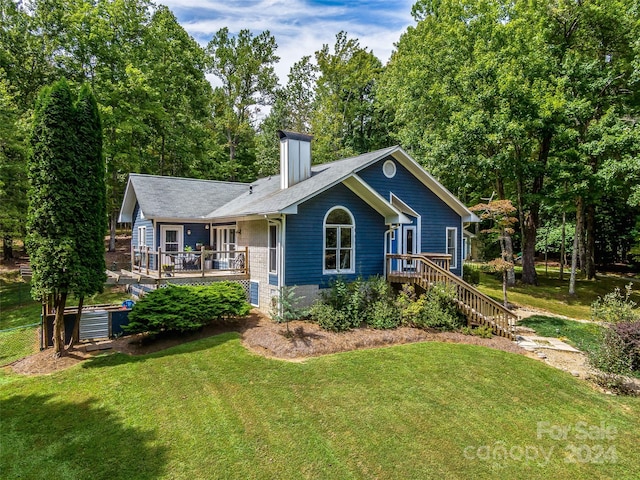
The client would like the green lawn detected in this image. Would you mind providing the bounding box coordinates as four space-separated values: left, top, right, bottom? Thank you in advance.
474 267 639 319
0 271 130 330
519 315 603 352
0 272 131 366
2 335 639 479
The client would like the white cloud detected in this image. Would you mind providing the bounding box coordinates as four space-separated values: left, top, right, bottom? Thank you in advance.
159 0 414 85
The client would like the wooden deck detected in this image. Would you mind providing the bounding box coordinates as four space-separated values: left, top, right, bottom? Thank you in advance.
130 246 249 281
387 254 517 339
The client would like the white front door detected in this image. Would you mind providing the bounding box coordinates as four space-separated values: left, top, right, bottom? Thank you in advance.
160 225 183 269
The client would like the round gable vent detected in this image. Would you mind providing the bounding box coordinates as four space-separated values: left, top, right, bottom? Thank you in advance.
383 159 397 178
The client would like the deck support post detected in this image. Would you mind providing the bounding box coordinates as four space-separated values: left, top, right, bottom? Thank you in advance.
201 245 205 277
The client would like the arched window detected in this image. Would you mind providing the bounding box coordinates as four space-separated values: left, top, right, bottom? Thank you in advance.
324 207 355 273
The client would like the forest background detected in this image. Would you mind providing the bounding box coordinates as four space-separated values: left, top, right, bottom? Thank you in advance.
1 0 639 285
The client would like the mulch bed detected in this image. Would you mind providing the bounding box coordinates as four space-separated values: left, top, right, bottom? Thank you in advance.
9 312 529 375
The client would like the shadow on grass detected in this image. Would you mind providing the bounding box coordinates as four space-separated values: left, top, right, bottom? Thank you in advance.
80 330 240 370
0 394 167 480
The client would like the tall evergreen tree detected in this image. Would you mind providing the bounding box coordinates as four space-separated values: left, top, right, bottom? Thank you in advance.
71 83 106 341
27 79 81 355
27 79 106 355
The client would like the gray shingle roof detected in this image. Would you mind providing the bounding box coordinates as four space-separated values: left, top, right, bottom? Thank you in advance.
120 144 478 223
207 146 398 218
126 174 249 220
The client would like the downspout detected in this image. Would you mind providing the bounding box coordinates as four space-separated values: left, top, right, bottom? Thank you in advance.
152 219 156 271
267 215 285 317
460 217 464 278
280 215 286 289
384 224 400 277
267 215 285 290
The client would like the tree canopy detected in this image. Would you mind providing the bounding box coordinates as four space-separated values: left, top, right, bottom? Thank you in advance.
2 0 638 283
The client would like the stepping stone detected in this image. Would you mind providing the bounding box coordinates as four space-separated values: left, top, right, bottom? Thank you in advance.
85 344 113 352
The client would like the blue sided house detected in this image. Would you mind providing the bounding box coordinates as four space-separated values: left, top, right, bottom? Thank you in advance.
119 131 516 337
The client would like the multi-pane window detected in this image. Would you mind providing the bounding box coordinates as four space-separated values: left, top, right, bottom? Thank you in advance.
138 226 146 248
269 224 278 274
324 207 354 273
217 227 236 259
446 227 457 269
164 229 179 252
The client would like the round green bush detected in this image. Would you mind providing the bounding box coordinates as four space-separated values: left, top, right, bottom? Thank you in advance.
124 282 250 336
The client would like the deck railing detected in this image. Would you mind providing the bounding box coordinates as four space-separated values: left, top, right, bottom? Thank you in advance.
132 246 248 278
386 254 517 339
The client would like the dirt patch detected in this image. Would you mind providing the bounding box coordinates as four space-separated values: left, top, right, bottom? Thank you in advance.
9 312 530 375
241 316 526 360
105 234 131 271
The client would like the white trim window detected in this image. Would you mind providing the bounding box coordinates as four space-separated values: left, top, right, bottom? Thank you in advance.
161 225 183 253
323 207 355 274
213 226 236 260
160 225 184 269
138 226 146 248
268 223 278 275
446 227 457 269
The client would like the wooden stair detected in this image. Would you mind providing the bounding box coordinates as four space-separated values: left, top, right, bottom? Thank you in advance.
387 254 517 340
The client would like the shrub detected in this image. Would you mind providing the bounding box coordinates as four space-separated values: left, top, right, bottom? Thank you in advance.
270 286 305 337
589 372 636 395
309 302 355 332
319 277 366 328
474 325 494 338
312 278 464 333
311 276 402 331
588 321 640 376
124 282 250 336
400 284 465 331
591 284 639 324
460 326 473 335
462 264 481 285
459 325 493 338
367 300 401 329
612 321 640 372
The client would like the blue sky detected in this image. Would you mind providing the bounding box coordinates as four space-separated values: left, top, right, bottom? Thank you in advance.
159 0 416 85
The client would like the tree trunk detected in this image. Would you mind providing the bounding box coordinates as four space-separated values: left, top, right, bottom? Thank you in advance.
503 232 516 287
496 180 515 286
502 269 508 307
229 141 237 182
544 224 549 277
569 203 581 295
53 291 68 356
2 236 13 260
109 210 117 252
520 130 552 285
69 295 84 348
585 202 596 279
521 210 539 285
160 134 165 176
577 200 586 271
559 211 566 280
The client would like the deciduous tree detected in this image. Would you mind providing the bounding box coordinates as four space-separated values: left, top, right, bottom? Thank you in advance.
206 27 279 180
